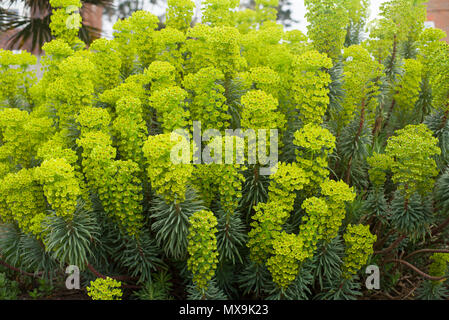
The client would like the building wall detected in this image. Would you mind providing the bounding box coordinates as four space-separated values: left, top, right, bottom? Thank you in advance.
0 3 103 53
426 0 449 42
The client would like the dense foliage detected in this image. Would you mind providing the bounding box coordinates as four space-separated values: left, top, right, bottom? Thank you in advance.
1 0 449 300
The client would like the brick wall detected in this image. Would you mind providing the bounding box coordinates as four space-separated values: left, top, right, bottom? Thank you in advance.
426 0 449 42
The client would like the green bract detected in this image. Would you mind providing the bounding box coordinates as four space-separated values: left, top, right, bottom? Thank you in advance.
187 210 219 291
342 224 376 278
87 277 123 300
385 124 441 196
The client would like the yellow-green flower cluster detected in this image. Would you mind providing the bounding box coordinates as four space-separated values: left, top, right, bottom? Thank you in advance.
240 22 284 69
385 124 441 197
429 253 449 284
201 0 239 27
342 224 377 279
106 160 144 237
49 0 82 46
262 196 329 288
146 61 177 92
417 27 448 78
320 179 356 241
339 45 383 127
45 54 96 128
248 66 281 98
248 201 289 264
293 123 336 192
152 28 186 78
40 39 75 68
254 0 279 23
77 107 111 136
217 165 244 215
304 0 349 60
100 72 151 109
240 90 286 131
34 158 81 221
0 49 37 104
283 30 309 56
423 40 449 111
77 131 144 237
191 164 220 208
112 97 148 165
0 108 54 168
248 163 308 264
37 136 78 165
166 0 196 32
0 169 47 237
89 38 122 91
112 10 160 67
37 135 92 207
291 50 332 125
150 86 190 133
29 40 74 110
187 210 219 290
193 163 244 215
142 133 193 203
234 9 258 34
394 59 423 113
263 196 329 289
367 153 392 189
86 277 123 300
185 25 246 77
299 197 327 257
266 232 307 289
267 162 309 212
77 131 114 161
183 67 230 131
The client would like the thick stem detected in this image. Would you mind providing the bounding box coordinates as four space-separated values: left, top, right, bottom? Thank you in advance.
387 34 398 75
345 99 365 184
0 257 43 277
87 263 140 289
385 259 448 281
403 248 449 261
374 234 407 255
439 107 449 131
431 214 449 237
382 98 396 131
374 229 395 251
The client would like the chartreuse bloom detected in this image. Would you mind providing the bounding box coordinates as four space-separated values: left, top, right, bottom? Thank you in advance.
49 0 83 46
394 59 423 113
342 224 377 279
166 0 196 32
294 123 336 193
0 169 47 238
367 153 392 189
304 0 349 60
0 49 37 105
187 210 219 291
385 124 441 197
320 179 356 242
87 277 123 300
248 162 309 264
291 50 333 125
429 253 449 285
34 158 81 221
142 133 193 203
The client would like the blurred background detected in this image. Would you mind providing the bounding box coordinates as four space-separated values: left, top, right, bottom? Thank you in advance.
0 0 447 56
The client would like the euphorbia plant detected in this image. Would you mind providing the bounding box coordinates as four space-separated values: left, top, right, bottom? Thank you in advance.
0 0 449 301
